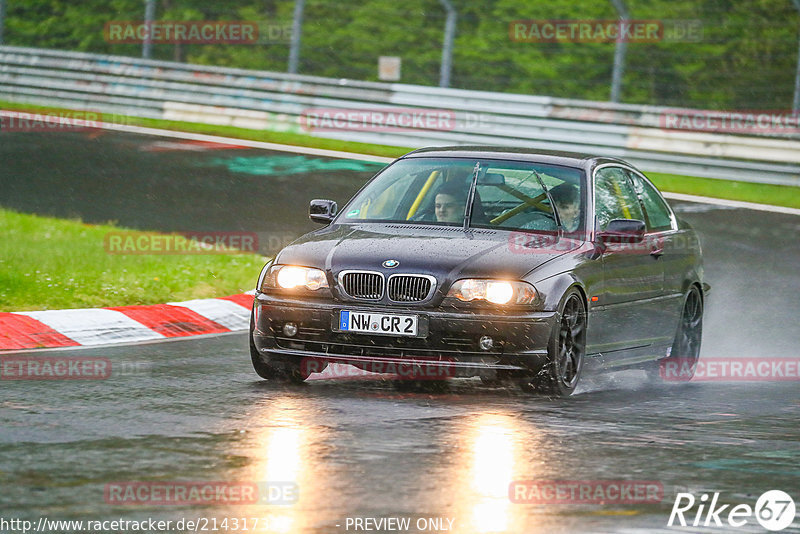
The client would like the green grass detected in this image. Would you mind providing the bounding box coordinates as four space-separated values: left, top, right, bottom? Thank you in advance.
3 99 797 209
0 209 267 312
647 172 800 209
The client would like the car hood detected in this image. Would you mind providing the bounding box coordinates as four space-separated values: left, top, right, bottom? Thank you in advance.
275 223 583 282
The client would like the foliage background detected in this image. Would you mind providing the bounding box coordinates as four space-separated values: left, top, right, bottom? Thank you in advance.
4 0 799 109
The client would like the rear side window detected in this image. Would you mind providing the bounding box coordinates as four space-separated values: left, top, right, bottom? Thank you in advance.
594 167 644 231
628 172 674 232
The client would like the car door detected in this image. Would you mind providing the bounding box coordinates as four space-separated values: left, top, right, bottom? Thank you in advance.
588 166 666 359
626 169 687 341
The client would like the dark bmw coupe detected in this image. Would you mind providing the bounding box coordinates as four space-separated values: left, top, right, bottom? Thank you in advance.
249 147 707 396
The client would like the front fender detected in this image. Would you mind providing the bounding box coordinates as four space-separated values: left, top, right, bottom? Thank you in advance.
531 273 587 311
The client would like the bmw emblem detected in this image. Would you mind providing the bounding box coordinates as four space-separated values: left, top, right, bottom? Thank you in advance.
382 259 400 269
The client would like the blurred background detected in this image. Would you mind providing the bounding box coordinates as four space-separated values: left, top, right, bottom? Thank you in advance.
1 0 799 110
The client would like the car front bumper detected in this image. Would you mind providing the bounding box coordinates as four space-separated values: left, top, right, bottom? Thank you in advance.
251 293 558 378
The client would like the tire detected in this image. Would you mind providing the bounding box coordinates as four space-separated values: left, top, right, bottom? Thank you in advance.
250 336 283 380
652 285 703 382
520 289 586 397
249 309 283 380
285 358 315 384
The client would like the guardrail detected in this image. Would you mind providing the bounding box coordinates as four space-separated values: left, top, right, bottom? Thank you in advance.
1 45 799 186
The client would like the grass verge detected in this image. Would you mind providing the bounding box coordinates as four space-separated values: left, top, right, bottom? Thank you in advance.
0 209 266 312
3 99 798 209
647 172 800 209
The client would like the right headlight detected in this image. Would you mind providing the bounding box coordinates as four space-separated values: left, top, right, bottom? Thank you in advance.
260 264 329 292
447 279 537 305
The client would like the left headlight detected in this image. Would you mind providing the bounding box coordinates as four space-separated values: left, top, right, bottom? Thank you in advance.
260 265 329 292
447 279 537 305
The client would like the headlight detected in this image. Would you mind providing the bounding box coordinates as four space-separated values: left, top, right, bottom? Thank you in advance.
447 279 537 305
261 265 329 292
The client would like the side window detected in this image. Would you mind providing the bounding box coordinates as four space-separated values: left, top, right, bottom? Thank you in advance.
350 171 420 219
594 167 644 231
628 172 674 232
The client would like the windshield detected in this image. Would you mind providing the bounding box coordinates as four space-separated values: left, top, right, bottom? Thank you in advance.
337 157 586 233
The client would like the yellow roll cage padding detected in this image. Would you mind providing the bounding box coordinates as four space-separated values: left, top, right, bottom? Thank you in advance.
406 170 440 219
611 178 632 219
360 197 371 218
490 186 551 225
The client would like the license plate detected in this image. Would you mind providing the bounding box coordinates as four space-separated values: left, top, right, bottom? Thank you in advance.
338 310 418 337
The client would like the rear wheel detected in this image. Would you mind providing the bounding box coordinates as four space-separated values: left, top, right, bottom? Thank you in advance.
650 285 703 382
520 290 586 397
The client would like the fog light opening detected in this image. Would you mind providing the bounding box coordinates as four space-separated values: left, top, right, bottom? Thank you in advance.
283 322 298 337
479 335 494 351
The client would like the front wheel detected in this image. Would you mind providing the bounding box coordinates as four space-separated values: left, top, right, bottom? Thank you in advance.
250 309 315 382
250 310 283 380
250 336 283 380
520 289 586 397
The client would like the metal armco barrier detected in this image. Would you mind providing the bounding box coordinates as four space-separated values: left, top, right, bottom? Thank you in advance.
1 45 799 186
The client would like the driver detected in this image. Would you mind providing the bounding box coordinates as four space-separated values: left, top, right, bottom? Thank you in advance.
548 183 581 233
434 181 468 223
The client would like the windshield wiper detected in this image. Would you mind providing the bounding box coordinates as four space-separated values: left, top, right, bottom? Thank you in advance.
531 169 564 236
463 162 481 231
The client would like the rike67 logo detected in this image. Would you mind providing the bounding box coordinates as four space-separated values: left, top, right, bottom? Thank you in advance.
669 490 796 531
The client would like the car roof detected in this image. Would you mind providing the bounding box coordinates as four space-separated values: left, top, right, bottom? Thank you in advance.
400 146 628 171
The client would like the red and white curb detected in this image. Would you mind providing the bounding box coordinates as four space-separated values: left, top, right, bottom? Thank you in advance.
0 293 254 351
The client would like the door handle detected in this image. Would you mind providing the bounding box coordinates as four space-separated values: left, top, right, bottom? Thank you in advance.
650 248 664 258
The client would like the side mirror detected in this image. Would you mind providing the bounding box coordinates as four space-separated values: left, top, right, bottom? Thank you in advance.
598 219 645 243
309 199 337 224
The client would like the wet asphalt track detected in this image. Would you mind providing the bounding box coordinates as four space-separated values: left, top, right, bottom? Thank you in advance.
1 131 799 533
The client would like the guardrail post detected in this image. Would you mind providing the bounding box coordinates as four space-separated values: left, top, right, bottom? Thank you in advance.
609 0 628 103
0 0 6 45
142 0 155 59
793 0 800 112
288 0 305 74
438 0 457 88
